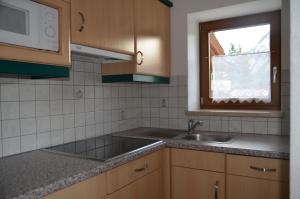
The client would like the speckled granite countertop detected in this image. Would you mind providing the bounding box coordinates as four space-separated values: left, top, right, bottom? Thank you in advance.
0 127 289 199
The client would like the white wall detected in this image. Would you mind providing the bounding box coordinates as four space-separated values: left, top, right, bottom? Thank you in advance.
171 0 285 75
171 0 255 76
290 0 300 197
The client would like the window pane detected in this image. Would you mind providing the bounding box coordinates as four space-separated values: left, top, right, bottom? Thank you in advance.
209 24 271 103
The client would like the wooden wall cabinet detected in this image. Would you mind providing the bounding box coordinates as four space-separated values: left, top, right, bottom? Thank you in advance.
71 0 135 54
0 0 71 66
101 0 171 78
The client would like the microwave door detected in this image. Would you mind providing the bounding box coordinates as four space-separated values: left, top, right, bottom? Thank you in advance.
0 0 40 49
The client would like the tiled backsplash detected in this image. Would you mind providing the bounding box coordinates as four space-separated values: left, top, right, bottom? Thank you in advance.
140 70 290 135
0 55 290 158
0 55 142 157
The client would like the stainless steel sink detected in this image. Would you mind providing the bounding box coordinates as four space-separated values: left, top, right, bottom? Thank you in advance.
182 134 232 143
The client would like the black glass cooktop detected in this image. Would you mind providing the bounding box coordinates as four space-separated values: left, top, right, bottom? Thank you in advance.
45 135 162 161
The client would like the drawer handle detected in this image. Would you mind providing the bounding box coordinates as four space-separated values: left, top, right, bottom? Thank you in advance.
134 164 148 172
214 181 219 199
250 166 277 173
78 12 85 32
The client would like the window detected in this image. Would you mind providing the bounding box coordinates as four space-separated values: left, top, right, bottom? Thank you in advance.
200 11 281 110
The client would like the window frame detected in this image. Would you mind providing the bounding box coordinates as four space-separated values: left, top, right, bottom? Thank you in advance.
199 11 281 110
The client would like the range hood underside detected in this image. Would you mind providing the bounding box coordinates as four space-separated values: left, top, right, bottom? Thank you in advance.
71 44 133 63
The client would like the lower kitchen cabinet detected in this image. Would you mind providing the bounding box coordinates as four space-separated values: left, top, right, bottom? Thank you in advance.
42 173 106 199
226 154 289 199
172 166 225 199
107 169 164 199
226 175 289 199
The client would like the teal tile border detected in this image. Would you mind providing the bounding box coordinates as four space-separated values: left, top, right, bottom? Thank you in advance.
159 0 173 7
0 60 70 78
102 74 170 84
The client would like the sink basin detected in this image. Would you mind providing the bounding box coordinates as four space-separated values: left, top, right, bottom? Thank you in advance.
182 134 232 143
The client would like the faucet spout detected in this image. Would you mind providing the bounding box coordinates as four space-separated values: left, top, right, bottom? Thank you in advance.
187 119 203 134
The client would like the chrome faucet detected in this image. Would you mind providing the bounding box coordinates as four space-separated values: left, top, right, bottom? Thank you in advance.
188 119 203 134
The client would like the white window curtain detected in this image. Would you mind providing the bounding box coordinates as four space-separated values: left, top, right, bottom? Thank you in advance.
211 52 271 103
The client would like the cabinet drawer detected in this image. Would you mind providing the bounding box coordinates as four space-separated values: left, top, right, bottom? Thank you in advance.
42 173 106 199
107 149 163 194
227 175 289 199
171 149 225 172
227 155 289 182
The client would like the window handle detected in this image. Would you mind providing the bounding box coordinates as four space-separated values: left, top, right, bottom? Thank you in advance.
273 66 278 84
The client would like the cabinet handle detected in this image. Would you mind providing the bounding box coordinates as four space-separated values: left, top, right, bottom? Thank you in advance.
214 181 219 199
78 12 85 32
250 165 277 173
136 51 144 65
134 164 148 172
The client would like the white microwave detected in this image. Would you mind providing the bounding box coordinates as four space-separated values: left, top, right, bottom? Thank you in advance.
0 0 59 52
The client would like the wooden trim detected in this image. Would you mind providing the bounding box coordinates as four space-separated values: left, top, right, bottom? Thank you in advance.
199 11 281 110
0 0 71 66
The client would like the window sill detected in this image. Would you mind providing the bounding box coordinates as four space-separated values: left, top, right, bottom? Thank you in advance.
186 109 283 118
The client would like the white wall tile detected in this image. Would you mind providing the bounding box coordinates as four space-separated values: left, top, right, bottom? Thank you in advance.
37 117 51 133
229 120 242 133
242 120 254 134
75 99 85 113
20 118 36 135
2 119 20 138
1 102 19 120
37 132 51 148
21 134 36 152
20 101 35 118
19 84 35 101
51 130 63 145
64 128 75 143
63 114 75 129
50 85 63 100
0 140 2 157
36 85 49 100
75 113 85 127
63 100 75 114
36 101 50 117
50 100 63 115
254 121 268 134
50 115 64 131
1 84 19 101
75 126 85 140
2 137 20 156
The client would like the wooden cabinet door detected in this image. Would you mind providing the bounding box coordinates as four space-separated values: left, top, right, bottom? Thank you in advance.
71 0 101 48
227 175 289 199
107 169 164 199
172 166 225 199
100 0 135 54
71 0 134 54
135 0 170 77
